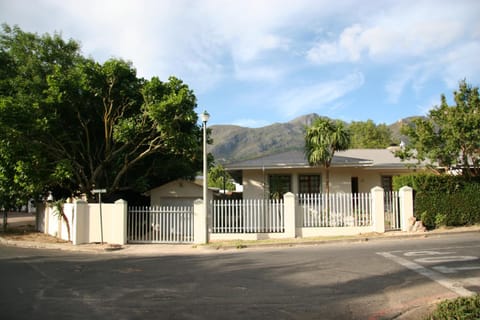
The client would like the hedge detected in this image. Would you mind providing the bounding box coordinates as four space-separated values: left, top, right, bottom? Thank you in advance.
425 294 480 320
393 174 480 229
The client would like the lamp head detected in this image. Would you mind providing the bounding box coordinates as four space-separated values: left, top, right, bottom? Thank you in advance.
200 110 210 123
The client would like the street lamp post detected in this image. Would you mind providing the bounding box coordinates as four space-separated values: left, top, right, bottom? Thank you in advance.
201 110 210 234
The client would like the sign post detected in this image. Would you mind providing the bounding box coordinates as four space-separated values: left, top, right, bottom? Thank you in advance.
92 189 107 244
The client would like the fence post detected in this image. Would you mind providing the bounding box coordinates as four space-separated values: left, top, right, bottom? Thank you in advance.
399 186 414 232
283 192 296 238
194 199 208 244
36 202 45 232
371 186 385 233
72 200 88 245
113 199 128 245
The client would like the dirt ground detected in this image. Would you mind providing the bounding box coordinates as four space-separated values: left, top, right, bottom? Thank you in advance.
0 212 69 244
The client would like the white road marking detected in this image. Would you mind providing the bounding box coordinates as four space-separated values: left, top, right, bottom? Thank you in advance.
433 266 480 274
414 256 478 264
377 251 475 296
404 251 454 257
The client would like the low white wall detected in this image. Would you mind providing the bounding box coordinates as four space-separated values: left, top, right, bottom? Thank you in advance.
36 187 414 245
40 203 74 241
73 199 127 245
210 233 260 241
38 199 127 245
297 226 374 238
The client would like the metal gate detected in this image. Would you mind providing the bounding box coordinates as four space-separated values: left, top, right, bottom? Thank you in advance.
127 206 194 243
384 191 401 231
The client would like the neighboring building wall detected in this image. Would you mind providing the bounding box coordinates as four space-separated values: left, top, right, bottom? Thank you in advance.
150 180 206 206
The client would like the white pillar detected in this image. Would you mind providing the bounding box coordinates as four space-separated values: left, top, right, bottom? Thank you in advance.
194 199 208 244
72 200 88 245
399 186 414 232
371 186 385 233
113 199 128 245
283 192 296 238
44 203 50 235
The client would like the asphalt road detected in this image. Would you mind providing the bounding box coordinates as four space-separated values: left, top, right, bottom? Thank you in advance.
0 232 479 320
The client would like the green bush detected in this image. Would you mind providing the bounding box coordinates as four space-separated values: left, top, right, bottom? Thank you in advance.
394 174 480 229
393 173 468 193
425 294 480 320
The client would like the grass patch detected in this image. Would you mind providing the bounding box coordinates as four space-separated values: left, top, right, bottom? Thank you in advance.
425 294 480 320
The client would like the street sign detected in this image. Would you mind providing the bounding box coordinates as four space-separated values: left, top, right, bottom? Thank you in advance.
92 188 107 244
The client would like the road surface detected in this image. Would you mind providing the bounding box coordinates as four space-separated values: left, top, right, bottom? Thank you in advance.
0 232 478 319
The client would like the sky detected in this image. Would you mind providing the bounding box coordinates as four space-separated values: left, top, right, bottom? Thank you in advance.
1 0 479 127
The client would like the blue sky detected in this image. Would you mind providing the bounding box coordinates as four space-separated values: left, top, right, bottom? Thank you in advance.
1 0 479 127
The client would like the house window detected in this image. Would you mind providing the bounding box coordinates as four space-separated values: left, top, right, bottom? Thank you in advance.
381 176 393 192
299 175 322 194
268 175 291 199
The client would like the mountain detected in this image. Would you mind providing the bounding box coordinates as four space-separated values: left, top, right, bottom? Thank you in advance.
209 114 419 163
209 114 317 163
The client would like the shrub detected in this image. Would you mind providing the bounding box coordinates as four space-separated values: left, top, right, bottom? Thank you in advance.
425 294 480 320
394 174 480 229
393 173 468 193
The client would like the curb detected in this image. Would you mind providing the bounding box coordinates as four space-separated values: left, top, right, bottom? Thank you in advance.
201 228 480 251
1 228 478 254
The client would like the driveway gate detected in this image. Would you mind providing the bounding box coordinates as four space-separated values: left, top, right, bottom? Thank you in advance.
127 206 194 243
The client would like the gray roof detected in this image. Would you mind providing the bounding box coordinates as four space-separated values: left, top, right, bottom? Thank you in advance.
225 148 418 170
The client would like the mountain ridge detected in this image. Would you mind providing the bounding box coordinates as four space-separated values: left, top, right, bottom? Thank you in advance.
210 113 419 163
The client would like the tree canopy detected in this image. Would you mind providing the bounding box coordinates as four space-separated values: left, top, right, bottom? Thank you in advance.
305 118 350 194
208 164 235 192
398 80 480 177
0 24 205 203
348 120 395 148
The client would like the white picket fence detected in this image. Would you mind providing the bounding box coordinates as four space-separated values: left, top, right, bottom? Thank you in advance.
127 206 194 243
384 191 400 230
211 199 284 233
299 193 372 227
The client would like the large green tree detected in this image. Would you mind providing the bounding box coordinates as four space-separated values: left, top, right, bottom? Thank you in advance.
304 118 351 195
399 80 480 177
348 120 395 148
0 25 204 203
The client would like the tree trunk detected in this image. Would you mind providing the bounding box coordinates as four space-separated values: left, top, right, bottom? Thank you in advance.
2 210 7 232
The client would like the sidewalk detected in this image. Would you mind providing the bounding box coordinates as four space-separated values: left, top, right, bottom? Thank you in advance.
1 212 479 255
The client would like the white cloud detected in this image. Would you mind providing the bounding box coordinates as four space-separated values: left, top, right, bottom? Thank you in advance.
307 1 474 64
440 42 480 88
276 72 365 117
2 0 479 125
385 64 430 104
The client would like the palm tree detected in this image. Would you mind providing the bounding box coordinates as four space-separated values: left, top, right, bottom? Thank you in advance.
305 118 350 216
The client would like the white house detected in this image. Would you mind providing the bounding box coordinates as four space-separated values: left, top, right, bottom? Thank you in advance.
224 148 424 199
